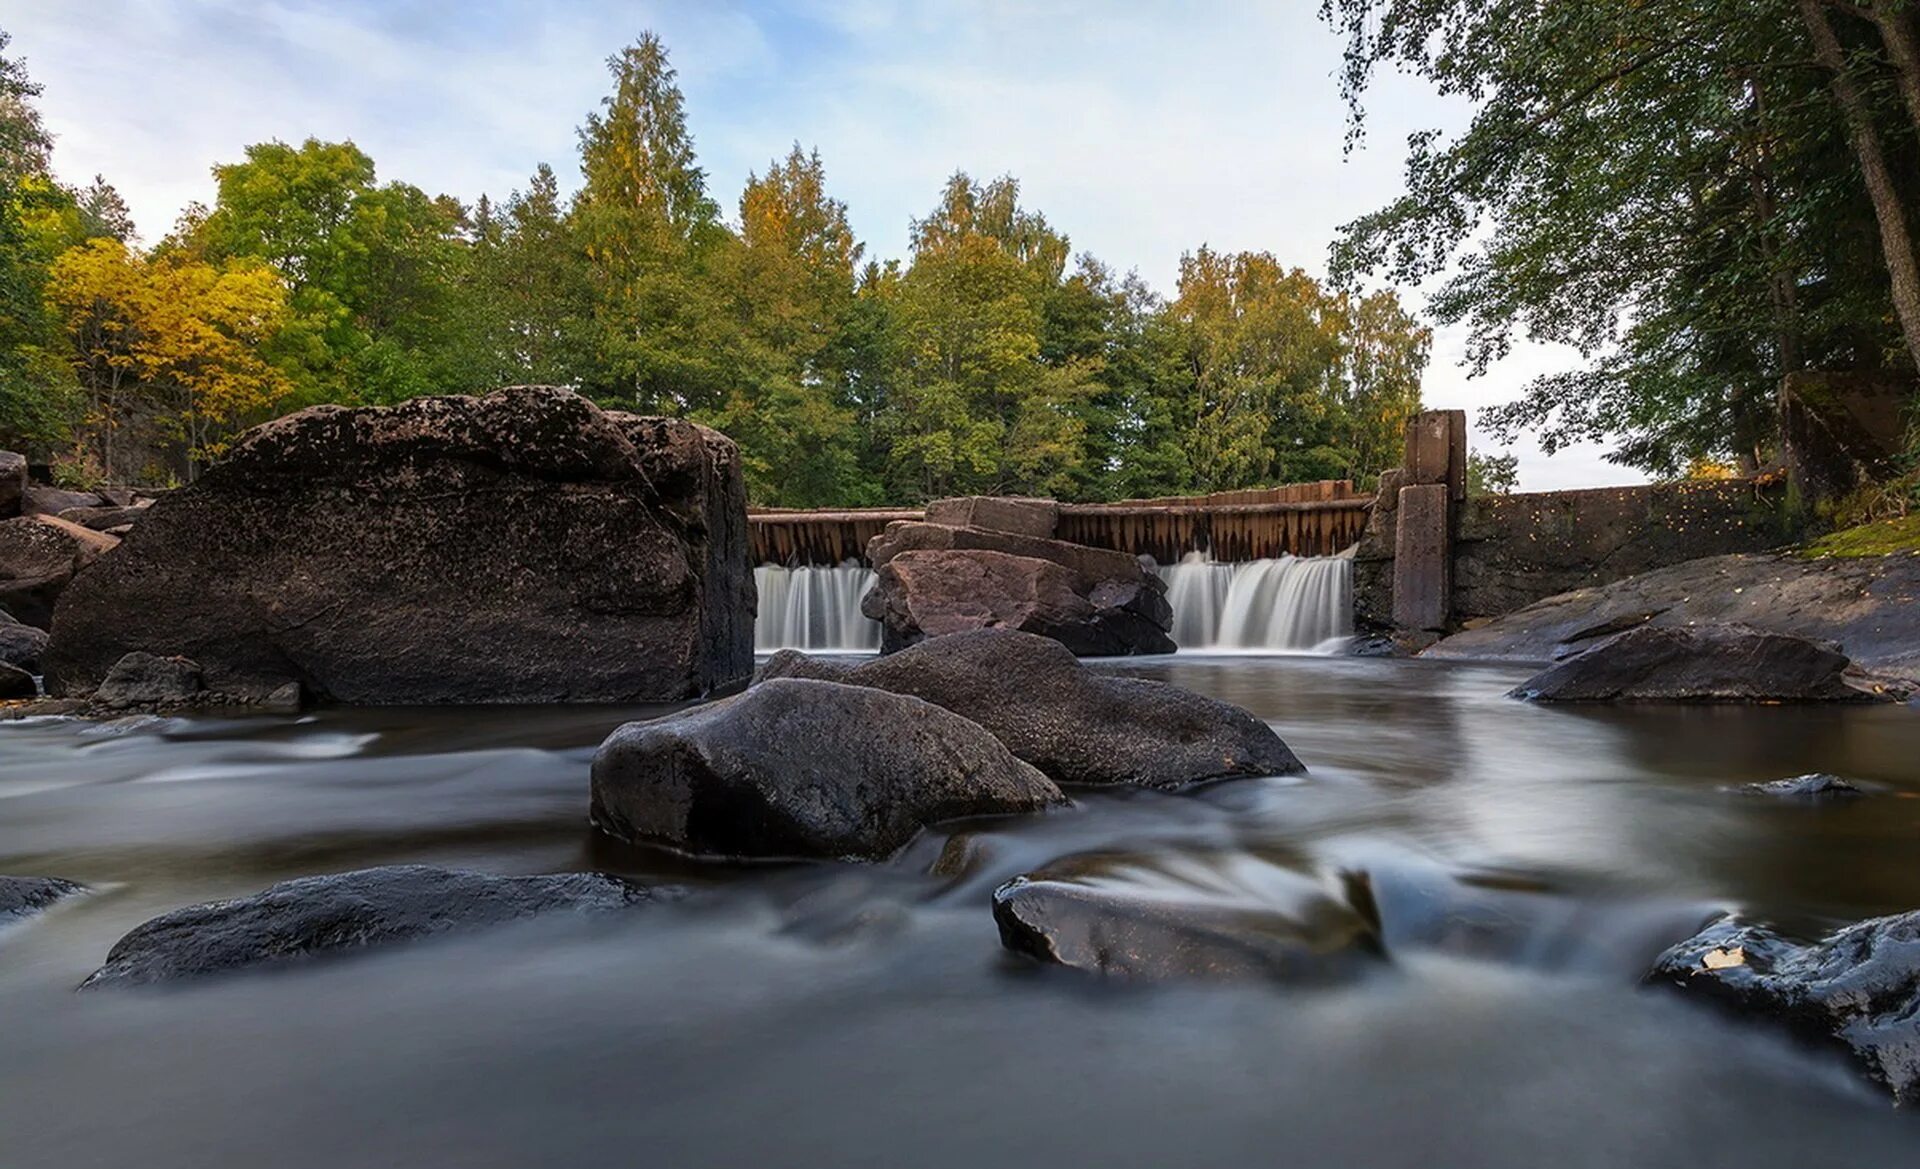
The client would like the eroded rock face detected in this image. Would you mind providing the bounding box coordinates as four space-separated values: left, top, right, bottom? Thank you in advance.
0 515 119 629
1649 913 1920 1106
1427 551 1920 682
80 865 665 988
44 386 755 704
0 875 88 925
757 629 1301 789
590 677 1065 862
1508 623 1890 702
862 520 1173 656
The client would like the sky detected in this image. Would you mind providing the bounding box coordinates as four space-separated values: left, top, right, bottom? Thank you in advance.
0 0 1646 491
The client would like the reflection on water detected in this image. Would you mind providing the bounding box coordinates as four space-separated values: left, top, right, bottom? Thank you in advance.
3 656 1920 1167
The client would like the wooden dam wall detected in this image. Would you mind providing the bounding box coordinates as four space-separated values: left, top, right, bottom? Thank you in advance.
748 480 1370 566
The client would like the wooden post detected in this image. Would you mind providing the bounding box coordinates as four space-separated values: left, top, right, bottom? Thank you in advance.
1392 484 1451 631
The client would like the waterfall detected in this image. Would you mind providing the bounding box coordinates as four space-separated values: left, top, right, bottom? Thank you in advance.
1159 551 1354 652
753 563 882 652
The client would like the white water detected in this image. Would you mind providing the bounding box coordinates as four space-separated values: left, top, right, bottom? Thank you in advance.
753 563 881 652
752 551 1354 654
1160 551 1354 652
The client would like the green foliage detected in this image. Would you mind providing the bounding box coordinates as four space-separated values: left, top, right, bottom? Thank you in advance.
1466 451 1520 496
1799 513 1920 557
1321 0 1920 477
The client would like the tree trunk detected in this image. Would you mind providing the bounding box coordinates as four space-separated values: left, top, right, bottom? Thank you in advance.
1868 2 1920 142
1799 0 1920 372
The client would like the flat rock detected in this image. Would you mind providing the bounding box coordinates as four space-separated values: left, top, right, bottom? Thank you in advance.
80 865 667 988
1649 912 1920 1106
43 386 755 703
0 875 87 924
0 515 120 629
21 483 104 517
758 629 1302 789
1428 551 1920 681
1508 623 1891 702
591 677 1065 862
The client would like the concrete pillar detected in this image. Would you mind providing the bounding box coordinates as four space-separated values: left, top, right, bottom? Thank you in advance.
1392 484 1451 632
1403 409 1467 502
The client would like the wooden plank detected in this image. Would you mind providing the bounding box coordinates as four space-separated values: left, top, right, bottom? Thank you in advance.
1392 484 1451 631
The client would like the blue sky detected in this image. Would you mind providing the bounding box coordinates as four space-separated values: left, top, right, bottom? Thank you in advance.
1 0 1645 490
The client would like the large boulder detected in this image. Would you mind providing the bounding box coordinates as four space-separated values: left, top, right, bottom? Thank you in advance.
1508 622 1892 702
0 875 87 926
0 451 24 518
0 611 48 672
758 628 1302 789
21 483 105 517
80 865 667 988
1427 551 1920 681
0 515 120 629
863 519 1173 656
1648 912 1920 1106
44 386 755 703
590 677 1066 862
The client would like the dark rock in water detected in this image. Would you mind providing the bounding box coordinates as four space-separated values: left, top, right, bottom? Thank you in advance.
757 629 1302 789
93 651 205 708
1427 552 1920 683
57 502 151 532
992 855 1380 982
0 875 86 923
1648 912 1920 1106
591 677 1065 862
44 386 754 704
0 610 50 672
21 483 104 517
0 662 34 699
1508 623 1890 703
80 865 666 988
862 519 1174 656
0 515 120 630
1731 774 1864 800
0 451 24 519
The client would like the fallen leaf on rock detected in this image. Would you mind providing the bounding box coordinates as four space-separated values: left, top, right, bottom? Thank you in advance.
1701 946 1746 971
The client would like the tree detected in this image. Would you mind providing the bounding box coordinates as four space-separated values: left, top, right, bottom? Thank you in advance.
0 29 70 448
46 237 291 478
1321 0 1919 476
466 164 591 388
571 33 735 415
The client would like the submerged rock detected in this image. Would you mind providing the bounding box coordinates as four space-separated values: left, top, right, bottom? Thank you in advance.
991 854 1380 982
0 875 87 925
1731 774 1865 800
862 518 1174 656
757 629 1302 789
1648 912 1920 1106
590 677 1066 862
0 515 119 630
44 386 755 703
81 865 667 988
1509 623 1890 702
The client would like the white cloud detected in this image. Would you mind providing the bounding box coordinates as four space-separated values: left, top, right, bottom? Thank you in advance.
1 0 1644 490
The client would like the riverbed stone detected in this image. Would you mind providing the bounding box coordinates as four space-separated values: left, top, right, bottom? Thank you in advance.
863 520 1173 656
1508 623 1891 702
21 483 104 517
43 386 755 704
992 857 1380 982
1731 774 1865 800
0 514 120 630
92 651 205 708
0 875 87 925
57 501 152 532
1648 912 1920 1106
80 865 668 988
0 662 33 699
757 629 1303 789
590 677 1065 862
0 611 48 672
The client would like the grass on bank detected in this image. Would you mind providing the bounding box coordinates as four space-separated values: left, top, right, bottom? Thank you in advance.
1798 514 1920 559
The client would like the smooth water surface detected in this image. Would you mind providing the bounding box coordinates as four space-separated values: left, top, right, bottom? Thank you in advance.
4 656 1920 1167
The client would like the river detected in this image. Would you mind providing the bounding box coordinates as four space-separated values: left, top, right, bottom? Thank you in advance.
4 654 1920 1166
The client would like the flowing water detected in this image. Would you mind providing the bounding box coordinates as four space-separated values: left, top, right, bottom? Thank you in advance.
5 657 1920 1167
754 553 1355 653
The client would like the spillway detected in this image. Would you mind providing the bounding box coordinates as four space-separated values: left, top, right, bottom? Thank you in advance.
752 563 882 652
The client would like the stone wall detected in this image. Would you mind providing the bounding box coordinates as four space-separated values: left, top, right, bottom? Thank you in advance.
1356 477 1796 632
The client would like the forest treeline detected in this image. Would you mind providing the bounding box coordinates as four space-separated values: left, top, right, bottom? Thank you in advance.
0 29 1428 505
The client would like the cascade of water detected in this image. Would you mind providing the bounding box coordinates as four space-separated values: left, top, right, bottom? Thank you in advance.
753 563 882 652
1157 552 1354 652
